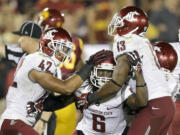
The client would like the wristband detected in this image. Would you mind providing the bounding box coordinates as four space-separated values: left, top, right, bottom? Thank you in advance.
136 83 146 87
40 118 48 123
76 63 93 81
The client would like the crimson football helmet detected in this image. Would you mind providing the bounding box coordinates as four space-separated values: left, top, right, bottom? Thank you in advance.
153 42 178 72
90 51 116 88
108 6 148 36
37 8 65 31
40 28 73 66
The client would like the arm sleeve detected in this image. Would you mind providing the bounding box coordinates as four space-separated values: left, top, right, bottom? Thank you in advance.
43 93 75 111
5 44 25 64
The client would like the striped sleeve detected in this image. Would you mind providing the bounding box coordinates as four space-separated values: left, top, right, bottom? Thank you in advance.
5 44 25 64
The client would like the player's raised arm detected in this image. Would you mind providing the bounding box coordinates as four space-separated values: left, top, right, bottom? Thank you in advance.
87 51 146 104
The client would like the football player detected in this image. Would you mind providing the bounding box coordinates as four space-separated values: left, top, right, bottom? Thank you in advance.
78 6 175 135
0 21 42 65
74 50 148 135
0 28 107 135
167 40 180 135
36 8 84 135
153 42 178 98
153 41 180 135
26 50 148 135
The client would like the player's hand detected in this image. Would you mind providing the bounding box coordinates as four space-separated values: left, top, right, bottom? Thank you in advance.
75 93 89 109
26 101 43 117
126 51 142 72
87 50 113 65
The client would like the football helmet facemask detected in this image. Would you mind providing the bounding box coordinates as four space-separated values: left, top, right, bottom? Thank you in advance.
40 28 73 66
108 6 148 36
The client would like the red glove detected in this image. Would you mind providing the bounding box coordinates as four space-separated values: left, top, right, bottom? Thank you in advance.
75 93 89 109
87 50 113 65
26 101 43 117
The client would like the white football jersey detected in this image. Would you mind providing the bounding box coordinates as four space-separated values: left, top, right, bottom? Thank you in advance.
170 42 180 75
76 79 135 135
113 34 171 101
0 52 57 126
167 42 180 97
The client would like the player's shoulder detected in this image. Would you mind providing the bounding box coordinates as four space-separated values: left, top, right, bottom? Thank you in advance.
115 34 149 45
25 52 52 62
113 34 149 53
24 52 56 72
127 34 149 44
72 36 83 51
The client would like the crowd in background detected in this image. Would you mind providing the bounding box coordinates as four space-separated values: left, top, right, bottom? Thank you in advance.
0 0 180 110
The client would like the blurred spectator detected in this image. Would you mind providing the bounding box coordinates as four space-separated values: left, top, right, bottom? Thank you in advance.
149 0 179 42
93 2 111 43
0 59 15 99
36 0 84 12
63 7 89 43
146 23 159 41
17 0 37 14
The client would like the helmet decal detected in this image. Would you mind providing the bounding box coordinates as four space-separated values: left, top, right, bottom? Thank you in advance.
40 28 73 66
123 11 140 22
43 29 57 40
108 6 148 36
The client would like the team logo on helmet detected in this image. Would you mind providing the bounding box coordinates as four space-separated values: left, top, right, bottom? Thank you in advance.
123 11 139 22
153 46 161 52
43 29 57 40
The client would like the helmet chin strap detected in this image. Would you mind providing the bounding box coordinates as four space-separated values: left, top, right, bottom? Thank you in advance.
51 54 61 67
114 27 141 37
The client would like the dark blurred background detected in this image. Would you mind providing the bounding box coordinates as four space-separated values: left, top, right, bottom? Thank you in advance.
0 0 179 44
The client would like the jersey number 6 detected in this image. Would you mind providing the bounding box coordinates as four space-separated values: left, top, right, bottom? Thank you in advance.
92 113 105 133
